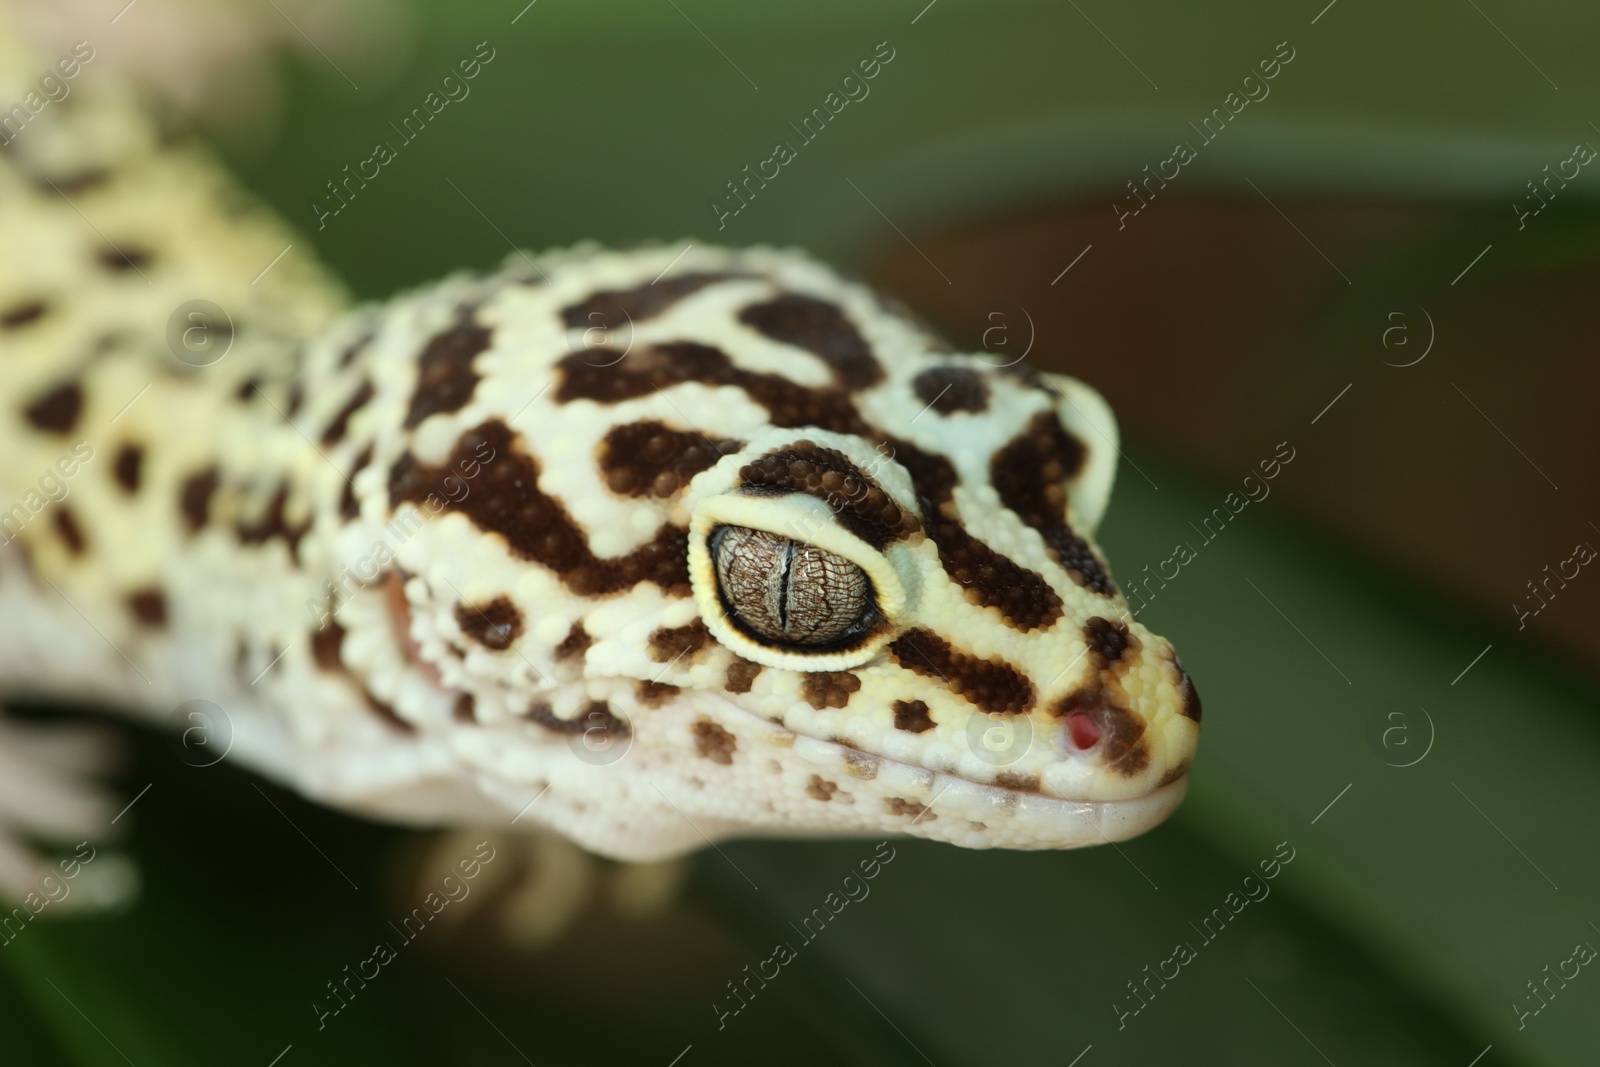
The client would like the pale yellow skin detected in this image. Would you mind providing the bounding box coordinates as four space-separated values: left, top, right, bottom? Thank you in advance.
0 16 1198 898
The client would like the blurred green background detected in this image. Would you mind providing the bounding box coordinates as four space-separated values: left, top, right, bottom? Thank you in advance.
6 0 1600 1063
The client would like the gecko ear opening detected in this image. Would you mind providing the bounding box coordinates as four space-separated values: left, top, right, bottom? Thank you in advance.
683 430 923 672
1039 372 1120 535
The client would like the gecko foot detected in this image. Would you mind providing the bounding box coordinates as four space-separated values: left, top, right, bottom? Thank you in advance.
0 712 140 917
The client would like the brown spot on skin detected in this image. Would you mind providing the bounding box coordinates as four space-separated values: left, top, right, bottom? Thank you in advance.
842 749 880 780
885 797 933 821
556 341 874 437
994 770 1041 793
126 587 167 628
738 294 882 389
912 366 989 414
807 776 839 801
1083 616 1134 666
403 312 491 429
236 481 309 561
1156 761 1191 788
24 381 83 434
455 596 524 651
738 442 920 550
365 691 416 734
889 628 1034 715
341 445 372 521
321 379 374 446
692 718 737 764
339 333 373 369
527 700 630 739
892 699 935 734
635 681 680 706
1052 686 1148 777
236 378 259 402
311 618 345 671
97 246 152 274
801 671 861 710
725 658 762 693
453 694 477 723
179 467 220 533
889 438 1061 632
991 411 1114 595
561 271 742 331
1 299 47 330
113 444 142 493
285 381 305 419
554 622 592 662
1176 660 1202 723
648 620 709 663
53 507 86 556
43 169 110 195
389 420 692 597
599 420 738 498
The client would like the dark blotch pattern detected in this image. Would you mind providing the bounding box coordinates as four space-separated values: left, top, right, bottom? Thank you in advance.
453 694 477 723
738 294 882 389
554 622 592 662
801 671 861 710
636 681 680 706
403 313 491 429
0 299 47 330
527 700 630 740
322 379 374 446
340 445 373 521
912 366 989 414
561 271 739 331
1176 660 1202 723
648 620 709 663
738 442 919 551
557 341 873 437
97 246 152 274
725 658 762 694
889 438 1062 632
991 411 1114 595
600 420 738 498
126 588 167 628
889 628 1034 715
891 698 935 734
311 619 345 671
236 482 309 561
1083 616 1133 666
884 797 934 821
692 718 737 764
113 444 143 493
365 691 416 734
455 596 524 651
24 381 83 434
53 507 86 556
806 776 839 801
389 420 692 597
179 467 220 533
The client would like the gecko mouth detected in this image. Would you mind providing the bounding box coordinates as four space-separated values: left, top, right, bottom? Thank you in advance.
777 726 1190 850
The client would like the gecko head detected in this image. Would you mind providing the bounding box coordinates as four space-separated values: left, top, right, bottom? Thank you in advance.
654 365 1201 852
379 249 1197 858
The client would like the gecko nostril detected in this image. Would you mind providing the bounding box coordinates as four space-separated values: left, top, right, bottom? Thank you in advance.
1066 711 1101 752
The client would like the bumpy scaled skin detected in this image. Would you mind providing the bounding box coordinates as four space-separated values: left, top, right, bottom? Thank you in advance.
0 20 1199 866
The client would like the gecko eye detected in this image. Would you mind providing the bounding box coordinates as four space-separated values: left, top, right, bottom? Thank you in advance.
710 525 878 651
